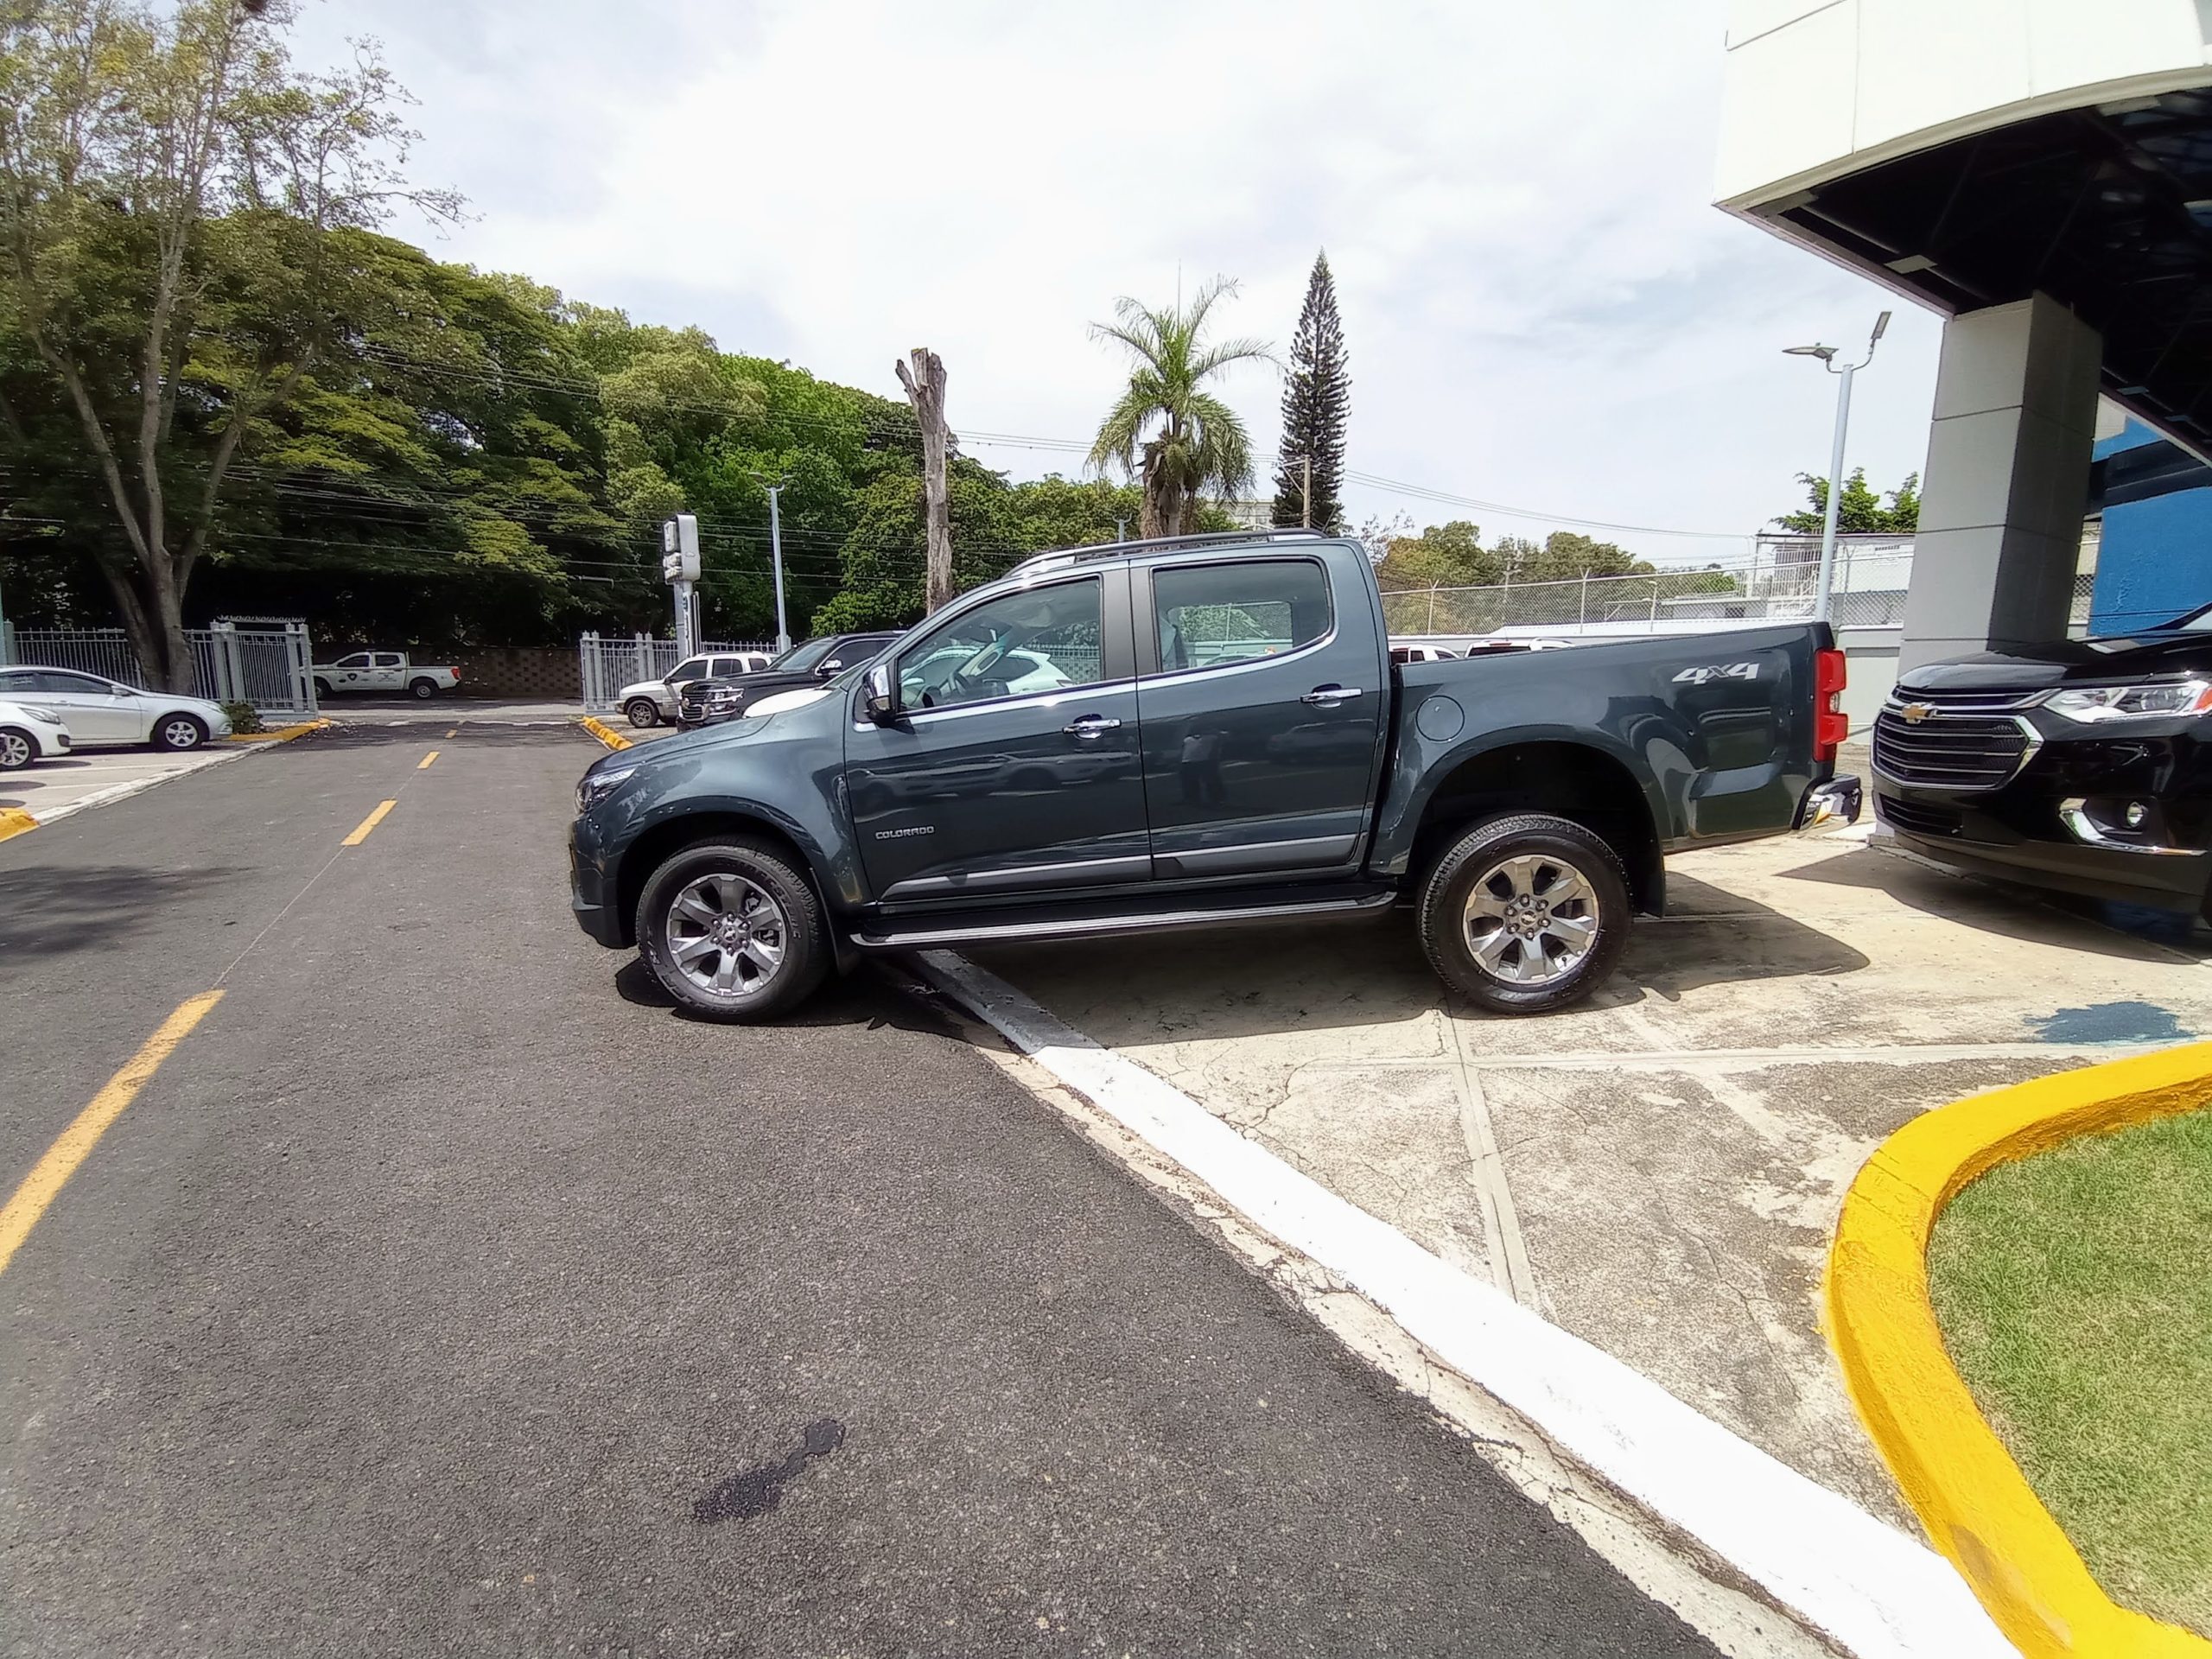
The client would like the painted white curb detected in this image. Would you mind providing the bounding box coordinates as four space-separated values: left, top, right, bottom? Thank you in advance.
919 950 2016 1659
20 744 258 828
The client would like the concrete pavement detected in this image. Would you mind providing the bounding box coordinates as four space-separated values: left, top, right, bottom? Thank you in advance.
0 721 1725 1656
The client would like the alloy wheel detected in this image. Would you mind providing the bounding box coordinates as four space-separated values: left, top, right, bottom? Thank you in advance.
0 731 29 767
663 872 788 1003
1461 853 1599 986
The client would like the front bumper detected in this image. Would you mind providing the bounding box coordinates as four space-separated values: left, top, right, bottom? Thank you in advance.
1873 716 2212 912
569 815 626 946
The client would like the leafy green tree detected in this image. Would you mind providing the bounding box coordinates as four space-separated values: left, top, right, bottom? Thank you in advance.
1086 276 1270 539
1775 468 1919 535
1270 251 1349 533
0 0 457 686
1376 520 1500 590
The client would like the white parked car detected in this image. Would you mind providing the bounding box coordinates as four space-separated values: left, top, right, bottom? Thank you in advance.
0 667 232 751
619 651 773 728
312 651 462 700
0 698 72 770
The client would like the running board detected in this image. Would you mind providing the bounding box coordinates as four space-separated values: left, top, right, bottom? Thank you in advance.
848 889 1396 953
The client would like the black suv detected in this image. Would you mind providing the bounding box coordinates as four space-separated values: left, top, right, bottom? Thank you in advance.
677 632 902 728
1873 602 2212 914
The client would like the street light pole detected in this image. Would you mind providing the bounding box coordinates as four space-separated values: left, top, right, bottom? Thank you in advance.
1785 309 1890 625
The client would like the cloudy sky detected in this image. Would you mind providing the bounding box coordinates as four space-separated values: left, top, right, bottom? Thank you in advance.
287 0 1942 569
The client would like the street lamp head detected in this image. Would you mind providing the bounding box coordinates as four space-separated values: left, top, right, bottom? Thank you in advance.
1870 308 1891 345
1783 343 1838 361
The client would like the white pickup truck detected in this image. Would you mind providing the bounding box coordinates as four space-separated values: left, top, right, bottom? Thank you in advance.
313 652 462 700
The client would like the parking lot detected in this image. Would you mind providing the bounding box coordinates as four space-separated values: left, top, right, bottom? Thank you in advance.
0 720 1737 1657
0 741 251 823
969 794 2212 1533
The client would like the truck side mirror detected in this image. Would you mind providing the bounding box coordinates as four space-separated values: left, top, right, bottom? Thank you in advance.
863 662 899 724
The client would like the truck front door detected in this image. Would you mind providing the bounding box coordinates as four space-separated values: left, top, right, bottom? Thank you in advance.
1134 552 1385 879
849 569 1148 904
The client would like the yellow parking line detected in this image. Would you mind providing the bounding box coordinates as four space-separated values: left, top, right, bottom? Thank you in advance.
0 990 224 1277
444 728 458 739
417 749 440 770
342 799 397 846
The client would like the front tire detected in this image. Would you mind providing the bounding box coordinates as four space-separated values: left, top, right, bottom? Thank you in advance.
1418 813 1630 1014
313 677 333 699
0 727 34 770
635 837 830 1021
625 697 662 729
153 714 208 753
409 677 438 700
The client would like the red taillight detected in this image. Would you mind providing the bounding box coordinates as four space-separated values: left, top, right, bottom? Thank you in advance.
1815 648 1847 760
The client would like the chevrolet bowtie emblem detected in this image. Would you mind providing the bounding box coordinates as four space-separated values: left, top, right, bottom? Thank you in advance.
1900 702 1934 723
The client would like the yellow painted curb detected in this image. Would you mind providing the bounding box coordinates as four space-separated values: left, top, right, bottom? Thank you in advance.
580 715 632 752
0 806 35 843
226 717 332 744
1827 1043 2212 1658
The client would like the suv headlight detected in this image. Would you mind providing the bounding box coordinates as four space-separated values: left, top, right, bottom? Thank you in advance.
576 764 637 812
2043 680 2212 723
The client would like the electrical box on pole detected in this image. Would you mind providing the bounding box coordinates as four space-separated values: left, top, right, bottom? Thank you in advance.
662 513 700 656
660 514 700 584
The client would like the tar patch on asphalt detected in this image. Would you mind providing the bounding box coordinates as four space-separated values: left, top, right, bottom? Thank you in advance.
693 1418 846 1522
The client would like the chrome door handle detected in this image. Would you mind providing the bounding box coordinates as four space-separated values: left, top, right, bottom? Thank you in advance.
1064 715 1122 738
1302 685 1363 706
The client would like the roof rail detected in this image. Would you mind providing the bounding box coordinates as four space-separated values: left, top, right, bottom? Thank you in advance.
1007 527 1331 579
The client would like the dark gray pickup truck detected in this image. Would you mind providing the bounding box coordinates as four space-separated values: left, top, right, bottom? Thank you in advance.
570 531 1858 1020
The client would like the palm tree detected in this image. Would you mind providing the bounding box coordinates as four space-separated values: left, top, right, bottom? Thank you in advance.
1087 277 1272 539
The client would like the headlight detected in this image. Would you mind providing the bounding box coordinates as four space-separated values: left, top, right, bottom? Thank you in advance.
576 764 637 812
2043 680 2212 723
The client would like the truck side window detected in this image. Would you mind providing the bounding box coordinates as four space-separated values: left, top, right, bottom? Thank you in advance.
1152 559 1331 674
898 577 1104 711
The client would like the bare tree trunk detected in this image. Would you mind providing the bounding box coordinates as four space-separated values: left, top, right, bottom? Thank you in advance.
895 347 952 613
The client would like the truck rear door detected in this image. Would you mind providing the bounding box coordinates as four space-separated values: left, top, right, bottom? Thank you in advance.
1133 548 1386 878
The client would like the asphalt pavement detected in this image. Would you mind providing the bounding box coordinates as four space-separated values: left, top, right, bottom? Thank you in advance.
0 721 1722 1657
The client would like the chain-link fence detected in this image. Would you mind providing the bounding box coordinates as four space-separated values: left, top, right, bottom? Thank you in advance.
578 633 773 712
1 620 318 715
1378 542 2101 641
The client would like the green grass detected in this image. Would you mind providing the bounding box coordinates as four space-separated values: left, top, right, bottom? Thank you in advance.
1929 1106 2212 1635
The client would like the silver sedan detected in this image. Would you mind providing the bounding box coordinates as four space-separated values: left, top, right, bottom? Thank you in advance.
0 666 232 750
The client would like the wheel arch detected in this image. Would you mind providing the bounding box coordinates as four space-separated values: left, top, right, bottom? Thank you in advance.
613 808 842 951
1407 739 1664 914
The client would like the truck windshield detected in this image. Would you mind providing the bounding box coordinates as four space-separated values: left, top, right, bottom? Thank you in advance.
770 639 837 673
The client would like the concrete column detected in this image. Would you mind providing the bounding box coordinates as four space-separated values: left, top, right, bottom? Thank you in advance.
1899 292 2102 671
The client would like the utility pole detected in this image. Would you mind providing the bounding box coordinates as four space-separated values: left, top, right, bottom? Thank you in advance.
1302 456 1313 530
661 514 701 656
766 481 791 652
1115 517 1127 543
896 347 953 613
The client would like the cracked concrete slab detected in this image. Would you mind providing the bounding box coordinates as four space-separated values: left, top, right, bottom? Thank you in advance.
971 824 2212 1544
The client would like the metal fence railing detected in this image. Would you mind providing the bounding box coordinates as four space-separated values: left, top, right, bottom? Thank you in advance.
1 620 318 715
577 633 773 712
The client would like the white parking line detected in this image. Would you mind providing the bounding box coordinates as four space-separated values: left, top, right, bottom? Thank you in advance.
920 950 2013 1659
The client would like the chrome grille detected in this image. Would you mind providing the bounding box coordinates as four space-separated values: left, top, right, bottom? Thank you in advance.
1872 707 2036 792
1885 685 2047 714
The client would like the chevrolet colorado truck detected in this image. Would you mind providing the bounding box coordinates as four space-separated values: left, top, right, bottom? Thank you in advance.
1873 601 2212 913
571 531 1858 1020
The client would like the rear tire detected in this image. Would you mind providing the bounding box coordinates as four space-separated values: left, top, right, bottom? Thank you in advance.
153 714 208 753
0 727 34 770
409 677 438 700
636 837 830 1021
625 697 662 728
1417 812 1630 1014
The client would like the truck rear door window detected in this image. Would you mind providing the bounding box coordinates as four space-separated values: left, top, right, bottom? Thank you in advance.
1152 559 1331 673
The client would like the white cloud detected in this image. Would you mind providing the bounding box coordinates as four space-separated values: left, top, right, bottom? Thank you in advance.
290 0 1942 565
